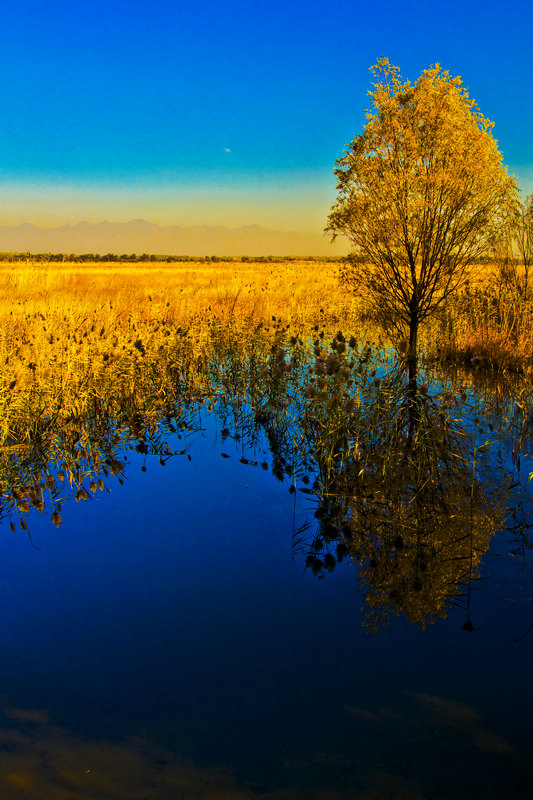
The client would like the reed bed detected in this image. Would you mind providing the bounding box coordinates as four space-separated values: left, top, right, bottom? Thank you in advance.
427 262 533 373
1 256 531 632
0 257 370 448
2 254 533 459
3 256 532 385
0 258 358 328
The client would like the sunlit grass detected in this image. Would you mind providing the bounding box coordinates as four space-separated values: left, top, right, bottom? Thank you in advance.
0 258 363 448
424 261 533 373
0 257 358 327
3 256 532 384
2 255 533 455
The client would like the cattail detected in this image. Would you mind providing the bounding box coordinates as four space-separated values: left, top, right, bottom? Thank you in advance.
326 353 340 375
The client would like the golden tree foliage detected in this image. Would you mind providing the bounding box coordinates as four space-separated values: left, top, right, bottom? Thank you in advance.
328 58 519 362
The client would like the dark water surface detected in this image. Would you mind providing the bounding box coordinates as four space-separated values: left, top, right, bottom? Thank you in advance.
1 355 533 798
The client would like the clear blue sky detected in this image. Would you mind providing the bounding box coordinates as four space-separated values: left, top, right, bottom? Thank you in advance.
0 0 531 230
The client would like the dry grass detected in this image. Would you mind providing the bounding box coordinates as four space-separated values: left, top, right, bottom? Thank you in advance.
2 256 533 394
0 258 366 448
0 261 364 443
0 257 357 327
427 262 533 373
2 255 533 424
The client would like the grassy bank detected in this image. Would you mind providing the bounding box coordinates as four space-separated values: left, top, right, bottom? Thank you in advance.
0 258 362 449
423 261 533 373
2 256 533 418
0 257 357 328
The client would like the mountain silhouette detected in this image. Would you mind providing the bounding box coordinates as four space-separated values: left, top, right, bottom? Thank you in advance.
0 219 348 256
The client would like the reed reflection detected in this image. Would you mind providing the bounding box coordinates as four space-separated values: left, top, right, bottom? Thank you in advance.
0 320 528 631
0 329 212 533
204 325 523 629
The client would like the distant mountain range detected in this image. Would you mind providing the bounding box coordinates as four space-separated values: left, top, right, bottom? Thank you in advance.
0 219 348 256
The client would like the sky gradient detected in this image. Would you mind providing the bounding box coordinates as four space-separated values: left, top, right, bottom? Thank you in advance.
0 0 531 236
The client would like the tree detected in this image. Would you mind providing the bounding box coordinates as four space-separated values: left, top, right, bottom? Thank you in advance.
516 194 533 297
327 58 519 380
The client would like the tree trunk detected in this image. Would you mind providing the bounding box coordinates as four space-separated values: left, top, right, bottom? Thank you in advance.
407 311 418 388
405 312 420 453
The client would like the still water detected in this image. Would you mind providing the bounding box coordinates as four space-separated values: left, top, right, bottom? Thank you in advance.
1 352 533 798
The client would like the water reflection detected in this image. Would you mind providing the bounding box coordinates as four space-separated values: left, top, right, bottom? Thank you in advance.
298 383 509 631
0 337 208 535
1 325 533 799
1 324 532 633
0 696 525 800
0 703 256 799
207 330 529 629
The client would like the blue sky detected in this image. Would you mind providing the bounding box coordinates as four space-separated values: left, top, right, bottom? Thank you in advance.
0 0 531 230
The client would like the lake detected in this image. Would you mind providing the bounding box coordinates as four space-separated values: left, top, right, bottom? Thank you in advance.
1 334 532 799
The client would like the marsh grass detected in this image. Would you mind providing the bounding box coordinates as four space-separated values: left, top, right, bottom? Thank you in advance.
0 257 358 327
3 256 531 397
2 256 533 556
1 265 532 632
427 262 533 373
0 257 363 436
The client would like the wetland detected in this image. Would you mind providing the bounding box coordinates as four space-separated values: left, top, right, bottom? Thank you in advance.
0 258 532 799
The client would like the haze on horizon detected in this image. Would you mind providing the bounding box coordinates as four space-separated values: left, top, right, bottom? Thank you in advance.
0 0 531 254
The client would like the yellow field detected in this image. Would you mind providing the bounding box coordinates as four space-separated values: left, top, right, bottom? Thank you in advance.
0 258 359 327
0 258 363 388
0 258 366 447
1 255 531 382
1 256 532 399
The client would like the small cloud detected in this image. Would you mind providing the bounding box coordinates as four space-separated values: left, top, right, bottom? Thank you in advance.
224 147 231 153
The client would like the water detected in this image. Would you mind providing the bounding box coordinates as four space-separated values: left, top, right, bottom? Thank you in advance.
1 354 533 798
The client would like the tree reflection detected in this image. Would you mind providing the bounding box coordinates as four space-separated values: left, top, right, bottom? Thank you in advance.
203 327 519 629
298 367 510 630
0 320 527 631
